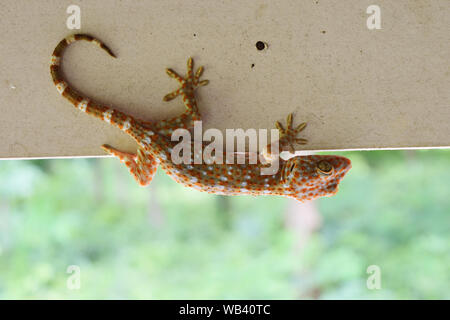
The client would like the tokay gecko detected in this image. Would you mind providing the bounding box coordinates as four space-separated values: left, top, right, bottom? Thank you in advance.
50 34 351 202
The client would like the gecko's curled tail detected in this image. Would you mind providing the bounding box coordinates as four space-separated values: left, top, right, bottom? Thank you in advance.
50 34 136 130
50 34 115 94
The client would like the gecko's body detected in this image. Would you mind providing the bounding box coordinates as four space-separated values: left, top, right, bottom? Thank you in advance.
50 34 351 201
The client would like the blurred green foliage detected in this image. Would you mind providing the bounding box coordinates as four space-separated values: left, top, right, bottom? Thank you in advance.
0 150 448 299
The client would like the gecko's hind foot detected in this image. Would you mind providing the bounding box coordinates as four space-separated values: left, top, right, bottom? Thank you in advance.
101 144 158 187
163 57 209 102
275 113 308 153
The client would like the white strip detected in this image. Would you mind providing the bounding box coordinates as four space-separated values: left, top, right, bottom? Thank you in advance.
66 35 76 44
159 152 167 160
142 136 152 145
122 118 131 131
50 55 60 66
103 109 114 122
56 81 67 94
77 99 89 112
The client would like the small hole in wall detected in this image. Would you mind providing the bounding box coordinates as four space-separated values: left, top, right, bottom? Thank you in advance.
256 41 267 51
251 63 255 68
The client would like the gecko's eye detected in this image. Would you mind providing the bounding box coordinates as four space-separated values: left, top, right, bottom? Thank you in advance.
316 160 334 176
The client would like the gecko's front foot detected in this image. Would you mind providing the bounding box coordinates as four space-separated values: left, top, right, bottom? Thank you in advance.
163 57 209 102
276 113 308 153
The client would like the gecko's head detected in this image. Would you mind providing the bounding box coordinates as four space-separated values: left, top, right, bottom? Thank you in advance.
285 155 351 201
